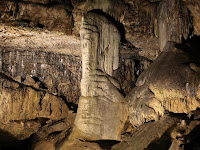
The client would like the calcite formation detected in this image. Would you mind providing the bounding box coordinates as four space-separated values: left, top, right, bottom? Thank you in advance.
73 12 127 141
127 42 200 126
1 0 200 149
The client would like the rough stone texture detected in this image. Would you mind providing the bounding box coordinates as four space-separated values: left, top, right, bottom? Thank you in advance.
113 117 200 150
0 49 81 103
70 0 160 61
0 22 143 102
169 120 193 150
34 141 55 150
17 2 73 33
71 0 127 36
0 72 69 140
22 0 50 4
115 44 152 95
22 0 73 4
121 0 160 61
123 0 159 39
0 1 73 34
0 22 81 104
73 12 127 141
1 0 200 149
185 0 200 35
58 139 102 150
127 42 200 127
112 116 179 150
31 115 75 150
157 0 190 51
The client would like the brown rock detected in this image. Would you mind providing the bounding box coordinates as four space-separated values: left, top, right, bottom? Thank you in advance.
0 72 69 139
23 74 36 86
112 116 179 150
34 141 55 150
58 139 101 150
157 0 190 51
16 2 73 34
22 0 50 4
0 48 81 104
187 4 200 35
72 12 128 141
127 42 200 126
71 0 127 36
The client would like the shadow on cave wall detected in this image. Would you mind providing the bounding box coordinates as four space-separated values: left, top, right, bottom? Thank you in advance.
176 35 200 64
184 124 200 150
0 129 31 150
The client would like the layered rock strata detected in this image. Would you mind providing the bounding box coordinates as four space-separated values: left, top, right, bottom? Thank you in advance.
0 49 81 104
0 72 69 140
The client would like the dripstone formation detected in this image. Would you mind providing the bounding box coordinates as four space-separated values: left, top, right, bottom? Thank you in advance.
73 12 127 141
0 0 200 150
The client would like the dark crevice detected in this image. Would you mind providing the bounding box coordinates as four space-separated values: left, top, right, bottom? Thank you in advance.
32 76 40 82
176 35 200 64
0 117 49 150
48 131 62 138
0 129 31 150
21 19 31 24
37 23 44 29
60 95 78 113
145 124 174 150
90 140 120 150
11 117 49 126
39 92 46 110
184 124 200 150
49 103 52 115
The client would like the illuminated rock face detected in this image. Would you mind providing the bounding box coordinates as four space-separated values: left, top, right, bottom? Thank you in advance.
74 12 127 141
127 42 200 127
0 72 69 140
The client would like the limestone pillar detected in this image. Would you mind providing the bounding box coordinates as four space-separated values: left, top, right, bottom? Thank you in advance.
74 12 127 141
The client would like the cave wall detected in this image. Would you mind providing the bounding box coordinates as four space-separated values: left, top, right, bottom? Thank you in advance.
0 49 81 103
0 0 200 149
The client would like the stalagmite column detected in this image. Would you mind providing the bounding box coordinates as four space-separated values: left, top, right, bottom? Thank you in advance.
73 12 127 141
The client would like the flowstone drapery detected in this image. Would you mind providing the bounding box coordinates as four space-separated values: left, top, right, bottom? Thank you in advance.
73 12 127 141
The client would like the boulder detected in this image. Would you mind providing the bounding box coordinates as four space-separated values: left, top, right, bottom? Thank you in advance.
127 41 200 126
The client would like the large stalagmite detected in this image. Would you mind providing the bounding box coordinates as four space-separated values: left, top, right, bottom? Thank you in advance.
73 12 127 141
